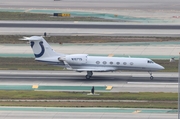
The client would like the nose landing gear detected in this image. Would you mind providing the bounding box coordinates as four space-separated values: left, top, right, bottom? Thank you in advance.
148 71 154 80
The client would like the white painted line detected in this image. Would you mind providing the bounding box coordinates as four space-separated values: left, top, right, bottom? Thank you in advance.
128 82 178 85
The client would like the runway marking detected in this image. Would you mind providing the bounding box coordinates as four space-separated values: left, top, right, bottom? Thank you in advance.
133 110 141 114
0 107 172 113
108 54 114 57
106 86 113 90
32 85 38 89
128 82 177 85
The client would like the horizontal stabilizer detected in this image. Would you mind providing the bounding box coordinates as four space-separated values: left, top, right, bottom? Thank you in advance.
19 36 43 41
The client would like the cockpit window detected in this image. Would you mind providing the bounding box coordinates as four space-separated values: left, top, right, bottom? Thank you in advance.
147 60 154 63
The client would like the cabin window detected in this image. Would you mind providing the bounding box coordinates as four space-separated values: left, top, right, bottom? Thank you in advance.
130 62 133 65
110 61 113 65
103 61 107 65
116 62 120 65
96 61 100 64
123 62 127 65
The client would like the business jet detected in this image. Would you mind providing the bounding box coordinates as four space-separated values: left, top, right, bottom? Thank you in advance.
21 36 164 80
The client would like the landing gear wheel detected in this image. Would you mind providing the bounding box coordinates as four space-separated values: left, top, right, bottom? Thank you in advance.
150 76 154 80
148 71 153 80
85 71 93 79
86 75 91 79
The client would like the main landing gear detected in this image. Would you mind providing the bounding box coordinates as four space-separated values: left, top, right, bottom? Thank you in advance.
148 71 154 80
86 71 93 79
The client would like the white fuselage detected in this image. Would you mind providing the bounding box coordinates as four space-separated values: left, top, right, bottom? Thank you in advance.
68 56 163 71
36 55 164 72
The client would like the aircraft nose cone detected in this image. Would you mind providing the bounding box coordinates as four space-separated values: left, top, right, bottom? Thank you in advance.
158 65 165 70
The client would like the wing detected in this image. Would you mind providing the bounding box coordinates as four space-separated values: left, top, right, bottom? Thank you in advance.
75 68 116 72
62 60 116 72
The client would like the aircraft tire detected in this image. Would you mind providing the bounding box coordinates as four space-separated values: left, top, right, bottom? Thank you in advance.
86 75 91 79
150 76 154 80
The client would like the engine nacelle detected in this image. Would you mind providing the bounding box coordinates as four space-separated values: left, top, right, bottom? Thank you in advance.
59 54 88 64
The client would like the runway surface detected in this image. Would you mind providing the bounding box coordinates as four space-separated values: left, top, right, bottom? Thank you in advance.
0 70 178 118
1 21 180 36
0 107 177 119
0 70 177 92
1 22 180 29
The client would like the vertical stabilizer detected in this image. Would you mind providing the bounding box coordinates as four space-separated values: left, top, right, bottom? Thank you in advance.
20 36 64 59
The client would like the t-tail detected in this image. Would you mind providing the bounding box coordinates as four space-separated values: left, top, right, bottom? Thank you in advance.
20 36 65 61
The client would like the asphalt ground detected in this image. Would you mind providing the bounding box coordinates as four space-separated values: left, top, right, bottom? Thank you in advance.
1 22 180 29
0 107 177 119
0 70 177 92
0 21 180 36
1 28 180 37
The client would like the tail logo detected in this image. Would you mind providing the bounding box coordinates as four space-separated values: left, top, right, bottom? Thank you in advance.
30 41 45 58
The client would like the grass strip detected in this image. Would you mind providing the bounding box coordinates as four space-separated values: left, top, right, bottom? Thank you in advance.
0 57 177 72
0 57 63 70
0 101 177 109
0 35 180 44
0 91 177 101
0 91 177 109
0 12 113 21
